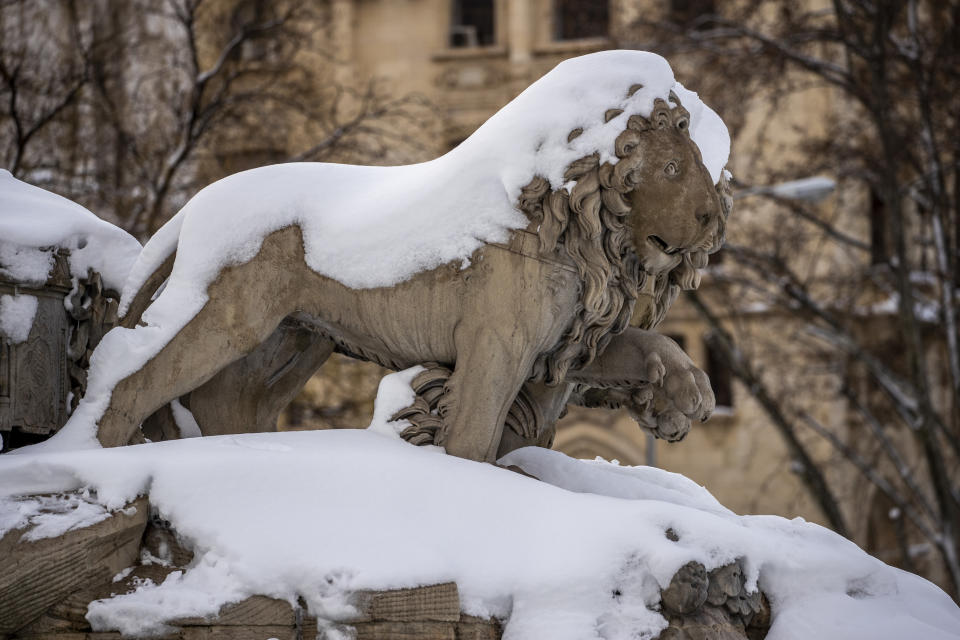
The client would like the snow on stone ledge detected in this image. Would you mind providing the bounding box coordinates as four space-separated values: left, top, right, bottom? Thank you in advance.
0 293 38 344
1 371 957 640
0 169 141 291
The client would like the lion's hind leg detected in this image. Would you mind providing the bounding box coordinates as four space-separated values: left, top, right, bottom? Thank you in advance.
93 226 307 447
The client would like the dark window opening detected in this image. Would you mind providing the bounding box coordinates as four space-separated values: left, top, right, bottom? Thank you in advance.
704 335 733 408
870 188 888 265
670 0 716 30
665 333 687 351
554 0 608 41
450 0 495 47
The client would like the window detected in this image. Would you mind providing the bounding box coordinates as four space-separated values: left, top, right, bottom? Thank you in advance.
704 335 733 409
554 0 608 41
670 0 716 30
450 0 495 47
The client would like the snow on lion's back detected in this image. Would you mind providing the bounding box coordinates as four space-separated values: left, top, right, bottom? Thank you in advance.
120 50 729 313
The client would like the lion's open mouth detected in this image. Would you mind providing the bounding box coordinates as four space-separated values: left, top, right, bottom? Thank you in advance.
647 235 682 255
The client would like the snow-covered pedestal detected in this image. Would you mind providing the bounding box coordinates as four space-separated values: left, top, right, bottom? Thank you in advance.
1 376 959 640
0 171 140 450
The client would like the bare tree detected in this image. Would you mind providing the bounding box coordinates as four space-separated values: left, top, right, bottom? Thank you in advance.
620 0 960 596
1 0 433 237
0 1 89 176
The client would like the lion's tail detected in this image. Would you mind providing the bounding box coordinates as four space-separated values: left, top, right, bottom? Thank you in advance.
117 210 186 328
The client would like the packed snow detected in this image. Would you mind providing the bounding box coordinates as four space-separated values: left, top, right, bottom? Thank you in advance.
169 399 202 439
1 369 958 640
0 169 141 291
0 293 38 343
29 50 730 453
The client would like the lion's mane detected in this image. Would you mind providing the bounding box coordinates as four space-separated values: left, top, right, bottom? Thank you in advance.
518 95 731 386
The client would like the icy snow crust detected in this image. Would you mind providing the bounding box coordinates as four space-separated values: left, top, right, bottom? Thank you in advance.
1 391 958 639
0 170 141 291
0 492 111 542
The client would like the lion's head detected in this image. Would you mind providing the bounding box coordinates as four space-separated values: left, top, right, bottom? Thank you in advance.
519 91 731 385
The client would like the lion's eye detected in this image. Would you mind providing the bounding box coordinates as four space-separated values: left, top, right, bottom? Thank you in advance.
664 161 679 177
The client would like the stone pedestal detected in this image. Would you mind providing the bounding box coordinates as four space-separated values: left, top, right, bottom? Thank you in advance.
0 493 769 640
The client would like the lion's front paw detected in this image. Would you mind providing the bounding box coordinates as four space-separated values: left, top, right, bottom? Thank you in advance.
627 351 715 442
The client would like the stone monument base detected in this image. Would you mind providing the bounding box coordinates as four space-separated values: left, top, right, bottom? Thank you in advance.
1 492 768 640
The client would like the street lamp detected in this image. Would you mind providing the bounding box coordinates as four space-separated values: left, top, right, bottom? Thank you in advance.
734 176 837 202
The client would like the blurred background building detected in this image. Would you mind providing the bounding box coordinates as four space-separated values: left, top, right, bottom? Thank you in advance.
2 0 957 599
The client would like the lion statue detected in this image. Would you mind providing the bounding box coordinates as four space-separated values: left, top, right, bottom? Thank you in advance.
52 51 731 463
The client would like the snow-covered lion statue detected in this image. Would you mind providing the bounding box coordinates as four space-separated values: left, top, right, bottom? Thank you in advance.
54 50 732 463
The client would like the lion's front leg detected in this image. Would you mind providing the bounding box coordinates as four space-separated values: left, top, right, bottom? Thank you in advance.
437 325 541 463
568 327 715 442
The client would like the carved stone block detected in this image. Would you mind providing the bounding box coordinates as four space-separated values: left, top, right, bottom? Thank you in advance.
0 278 70 440
0 496 148 635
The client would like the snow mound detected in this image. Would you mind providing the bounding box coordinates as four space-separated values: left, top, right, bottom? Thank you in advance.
0 169 141 291
1 371 957 640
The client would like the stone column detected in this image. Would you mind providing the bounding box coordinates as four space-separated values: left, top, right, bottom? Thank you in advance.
507 0 533 64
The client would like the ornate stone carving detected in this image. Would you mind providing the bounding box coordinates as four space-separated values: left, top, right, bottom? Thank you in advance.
0 273 69 439
0 245 120 448
64 269 121 413
393 363 547 447
659 558 771 640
